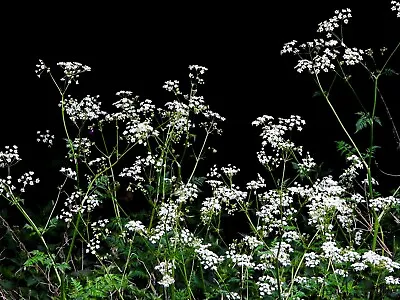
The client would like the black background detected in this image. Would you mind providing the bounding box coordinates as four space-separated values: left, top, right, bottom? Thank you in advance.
1 2 399 212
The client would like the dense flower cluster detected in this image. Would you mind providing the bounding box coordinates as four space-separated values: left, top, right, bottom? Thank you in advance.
154 260 175 287
56 61 91 84
0 145 21 168
280 8 372 74
252 115 305 169
60 95 106 123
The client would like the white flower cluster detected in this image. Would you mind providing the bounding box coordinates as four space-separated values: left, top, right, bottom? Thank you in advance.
321 241 342 262
0 176 16 198
161 100 194 142
281 8 371 74
59 167 77 181
282 230 300 242
57 61 91 84
242 235 263 250
202 165 247 222
361 250 400 273
225 292 240 300
35 59 50 78
36 130 55 148
160 67 225 138
317 8 352 33
289 176 354 232
201 178 247 223
225 243 255 268
119 163 145 189
195 243 223 271
343 47 365 66
200 196 221 223
125 220 146 235
297 151 317 174
154 260 175 287
56 190 102 223
119 153 164 192
257 275 278 297
149 201 181 244
368 196 400 212
252 115 305 169
0 171 40 197
163 80 181 94
256 241 294 269
60 95 106 123
200 110 226 135
0 145 21 168
17 171 40 193
173 182 199 204
221 164 240 178
169 227 199 246
392 1 400 17
304 252 320 268
360 176 379 186
246 173 266 192
106 93 139 122
86 219 109 255
65 137 93 163
187 95 208 114
339 154 364 188
272 242 294 267
256 189 296 235
303 244 400 275
104 92 158 145
188 65 208 85
87 157 108 173
385 275 400 285
334 268 349 277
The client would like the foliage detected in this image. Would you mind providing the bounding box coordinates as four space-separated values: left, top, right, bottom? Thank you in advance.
1 4 400 299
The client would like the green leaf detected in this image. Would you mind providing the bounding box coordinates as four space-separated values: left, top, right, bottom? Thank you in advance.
354 111 382 134
335 140 355 157
381 68 399 76
355 111 369 133
0 279 15 289
374 116 382 127
312 90 327 98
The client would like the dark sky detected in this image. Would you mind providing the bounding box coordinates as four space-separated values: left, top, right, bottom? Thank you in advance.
2 1 399 195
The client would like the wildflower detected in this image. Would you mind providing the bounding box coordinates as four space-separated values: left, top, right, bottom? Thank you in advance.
257 275 278 296
281 8 368 75
59 95 106 123
189 65 208 85
163 80 181 94
0 145 21 168
195 243 223 271
391 1 400 17
17 171 40 193
385 276 400 285
125 220 146 234
304 252 320 268
36 130 55 148
35 59 50 77
154 261 175 287
57 61 91 84
362 250 400 272
86 219 110 255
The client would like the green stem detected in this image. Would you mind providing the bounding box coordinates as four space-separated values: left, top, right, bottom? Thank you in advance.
315 76 367 170
370 75 380 252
